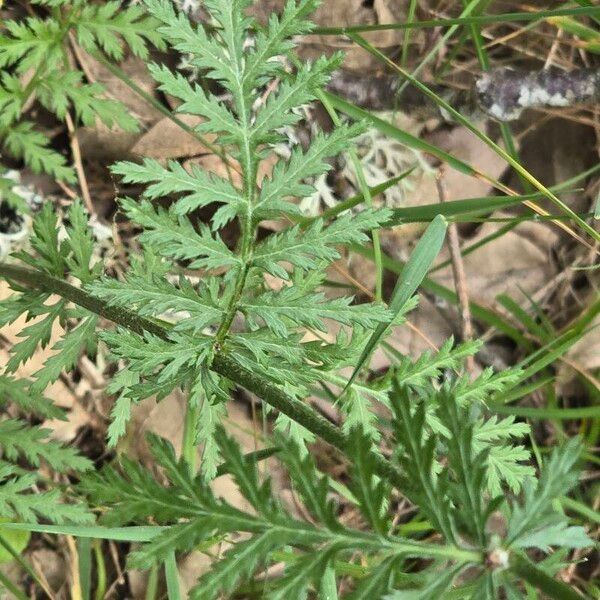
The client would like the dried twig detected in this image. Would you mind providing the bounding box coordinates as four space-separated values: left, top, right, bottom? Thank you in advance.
64 111 94 213
436 171 475 374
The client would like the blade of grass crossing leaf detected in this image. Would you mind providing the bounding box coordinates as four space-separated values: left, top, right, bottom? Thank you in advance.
400 0 418 67
165 551 182 600
316 89 384 301
459 0 533 194
493 405 600 420
343 215 447 392
0 571 29 600
397 0 486 94
310 6 600 34
492 375 554 406
351 243 527 344
324 92 477 176
561 496 600 525
312 168 416 223
385 194 529 225
93 541 107 600
347 32 600 246
146 565 159 600
1 523 165 542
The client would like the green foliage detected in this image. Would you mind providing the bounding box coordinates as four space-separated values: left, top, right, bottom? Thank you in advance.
0 0 164 180
0 1 594 598
0 200 99 524
79 380 591 598
93 0 394 458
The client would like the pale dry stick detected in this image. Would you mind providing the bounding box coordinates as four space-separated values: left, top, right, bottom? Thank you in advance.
65 536 83 600
64 111 94 214
55 180 79 200
436 170 475 374
544 27 564 70
29 553 57 600
103 540 126 599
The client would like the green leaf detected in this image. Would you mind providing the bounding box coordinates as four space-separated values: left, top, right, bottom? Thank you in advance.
118 198 242 270
507 437 583 547
347 428 389 534
2 122 75 182
512 523 592 551
253 209 390 278
215 426 275 516
5 300 64 373
0 518 30 565
16 202 66 276
251 55 341 144
0 17 63 73
0 419 92 472
75 1 164 60
347 556 400 600
89 275 224 334
148 63 240 142
64 201 99 284
31 315 98 393
386 564 463 599
0 466 92 524
509 554 584 600
276 437 338 529
164 551 183 600
112 159 243 216
0 375 64 419
190 530 283 600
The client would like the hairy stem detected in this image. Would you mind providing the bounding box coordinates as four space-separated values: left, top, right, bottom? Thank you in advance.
0 262 403 488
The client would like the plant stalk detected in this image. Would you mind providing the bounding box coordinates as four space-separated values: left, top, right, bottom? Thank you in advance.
0 262 403 487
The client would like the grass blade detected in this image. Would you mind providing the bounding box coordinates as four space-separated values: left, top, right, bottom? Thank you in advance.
343 215 448 392
1 523 165 542
310 6 600 34
324 92 477 177
165 552 182 600
347 32 600 247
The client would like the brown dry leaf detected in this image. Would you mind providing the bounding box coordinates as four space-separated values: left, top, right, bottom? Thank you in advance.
425 124 510 202
75 51 162 161
184 150 278 187
75 50 162 124
432 217 559 306
131 114 214 160
561 315 600 384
